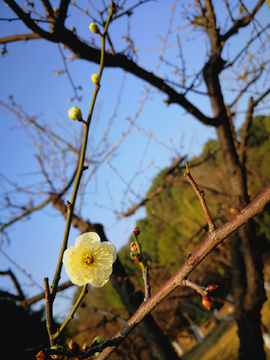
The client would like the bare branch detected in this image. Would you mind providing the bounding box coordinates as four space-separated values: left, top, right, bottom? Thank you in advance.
0 33 41 44
238 96 254 166
221 0 265 43
44 277 55 346
0 269 25 301
184 163 215 231
0 194 53 232
20 280 73 307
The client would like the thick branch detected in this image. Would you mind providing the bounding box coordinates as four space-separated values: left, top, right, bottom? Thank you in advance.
4 0 57 41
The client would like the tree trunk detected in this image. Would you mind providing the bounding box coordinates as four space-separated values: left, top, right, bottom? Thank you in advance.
204 55 266 359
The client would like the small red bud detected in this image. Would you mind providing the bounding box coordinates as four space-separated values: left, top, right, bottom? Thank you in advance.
68 340 80 352
202 295 212 310
133 226 140 235
76 356 82 360
130 241 138 252
36 351 45 360
207 284 218 293
130 250 141 262
82 343 88 352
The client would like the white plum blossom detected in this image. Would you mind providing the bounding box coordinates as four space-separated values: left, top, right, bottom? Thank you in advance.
63 232 117 287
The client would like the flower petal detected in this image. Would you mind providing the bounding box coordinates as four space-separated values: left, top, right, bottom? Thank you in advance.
75 232 101 248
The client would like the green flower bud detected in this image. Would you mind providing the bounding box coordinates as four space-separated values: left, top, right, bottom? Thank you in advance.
91 74 100 84
92 336 104 345
68 106 82 121
89 23 100 34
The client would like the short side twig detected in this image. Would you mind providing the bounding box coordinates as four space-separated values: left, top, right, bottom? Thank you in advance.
184 163 215 231
181 279 208 297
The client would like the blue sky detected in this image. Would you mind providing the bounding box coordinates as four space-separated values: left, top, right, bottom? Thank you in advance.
0 0 269 318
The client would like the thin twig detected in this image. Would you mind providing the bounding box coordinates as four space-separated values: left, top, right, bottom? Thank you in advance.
181 279 207 297
52 284 88 339
143 266 151 301
184 163 215 231
0 269 25 301
44 277 55 347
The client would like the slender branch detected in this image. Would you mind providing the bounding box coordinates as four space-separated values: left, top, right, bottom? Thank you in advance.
20 280 73 307
0 194 53 232
121 154 219 217
50 0 114 301
52 284 88 339
44 277 55 347
181 279 208 297
142 266 151 301
0 100 81 156
0 33 41 44
238 96 254 166
0 269 25 301
184 163 215 231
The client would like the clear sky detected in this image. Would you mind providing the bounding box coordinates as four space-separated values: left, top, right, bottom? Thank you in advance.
0 0 269 318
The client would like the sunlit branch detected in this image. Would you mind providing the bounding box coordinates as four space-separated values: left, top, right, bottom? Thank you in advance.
0 33 41 44
184 163 215 231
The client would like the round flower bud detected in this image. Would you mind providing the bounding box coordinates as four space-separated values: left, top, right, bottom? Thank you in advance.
89 23 100 34
68 106 82 121
206 284 218 293
132 226 140 235
91 74 100 84
82 343 88 352
68 340 80 352
130 241 138 252
130 250 141 263
202 295 211 310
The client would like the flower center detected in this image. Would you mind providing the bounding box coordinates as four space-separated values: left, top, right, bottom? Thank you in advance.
84 254 94 267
